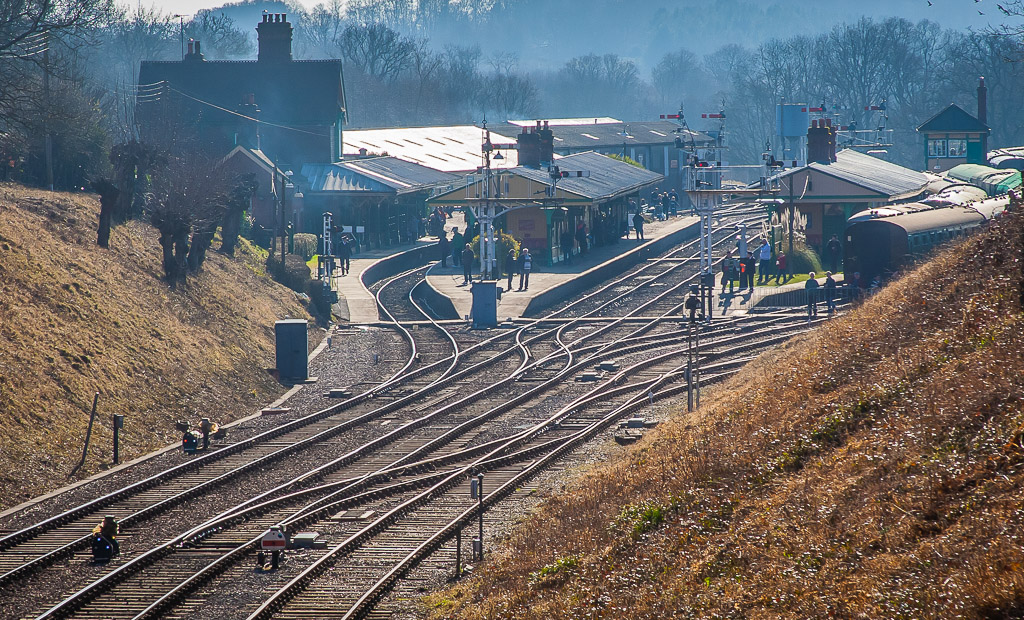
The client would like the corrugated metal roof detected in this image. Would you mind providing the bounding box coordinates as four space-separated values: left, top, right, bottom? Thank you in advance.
771 149 927 199
513 151 663 201
300 156 458 194
507 117 621 127
343 125 519 172
490 120 713 150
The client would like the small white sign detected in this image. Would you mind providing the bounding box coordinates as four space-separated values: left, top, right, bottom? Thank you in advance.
342 225 353 233
261 528 286 550
355 226 365 233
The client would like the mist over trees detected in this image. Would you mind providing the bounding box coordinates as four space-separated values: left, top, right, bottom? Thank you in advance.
3 0 1024 192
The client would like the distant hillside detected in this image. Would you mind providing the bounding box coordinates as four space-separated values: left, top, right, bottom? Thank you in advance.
0 184 316 511
429 209 1024 617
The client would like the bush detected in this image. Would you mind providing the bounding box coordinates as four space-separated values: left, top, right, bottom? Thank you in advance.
292 233 318 260
470 229 522 276
788 240 823 275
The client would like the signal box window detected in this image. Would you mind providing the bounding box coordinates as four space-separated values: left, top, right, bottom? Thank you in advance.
947 139 967 157
927 139 947 158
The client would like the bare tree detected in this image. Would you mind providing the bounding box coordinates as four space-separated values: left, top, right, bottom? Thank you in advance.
337 23 415 83
147 151 229 285
184 10 252 59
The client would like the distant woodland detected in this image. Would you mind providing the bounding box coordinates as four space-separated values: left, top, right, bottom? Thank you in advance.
4 0 1024 190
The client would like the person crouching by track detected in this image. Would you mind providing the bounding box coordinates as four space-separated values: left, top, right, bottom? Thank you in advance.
518 247 532 291
505 247 517 291
91 515 120 561
805 272 820 320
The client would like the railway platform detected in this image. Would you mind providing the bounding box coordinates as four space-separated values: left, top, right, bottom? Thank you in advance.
332 211 467 323
426 214 700 319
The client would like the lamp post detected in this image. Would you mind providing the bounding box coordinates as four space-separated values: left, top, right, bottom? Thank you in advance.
172 14 187 60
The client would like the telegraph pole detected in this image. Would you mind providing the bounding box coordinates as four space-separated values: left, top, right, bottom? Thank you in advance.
43 33 53 191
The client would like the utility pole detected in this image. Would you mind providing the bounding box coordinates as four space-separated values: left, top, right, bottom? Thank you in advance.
43 33 53 191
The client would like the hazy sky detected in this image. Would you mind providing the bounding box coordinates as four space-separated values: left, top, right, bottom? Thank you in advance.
133 0 1005 28
129 0 312 15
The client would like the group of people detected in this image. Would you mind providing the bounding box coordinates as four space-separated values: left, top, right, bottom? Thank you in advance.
438 227 534 291
719 242 790 293
803 271 839 318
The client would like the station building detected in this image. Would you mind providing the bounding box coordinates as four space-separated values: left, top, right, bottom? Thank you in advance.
297 157 459 249
428 145 662 266
764 123 928 252
137 13 346 169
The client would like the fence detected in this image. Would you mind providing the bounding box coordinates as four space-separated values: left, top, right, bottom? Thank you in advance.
719 284 868 313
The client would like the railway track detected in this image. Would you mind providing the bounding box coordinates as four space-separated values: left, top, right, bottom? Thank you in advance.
0 205 830 619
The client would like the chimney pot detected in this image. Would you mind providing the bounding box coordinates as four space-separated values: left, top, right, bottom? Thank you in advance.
194 40 201 55
187 39 194 55
825 118 831 127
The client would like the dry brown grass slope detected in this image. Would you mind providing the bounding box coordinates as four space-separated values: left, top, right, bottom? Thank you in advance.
0 183 316 511
428 209 1024 619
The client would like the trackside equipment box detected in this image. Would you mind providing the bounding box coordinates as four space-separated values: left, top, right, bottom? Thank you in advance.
275 319 309 380
470 281 497 329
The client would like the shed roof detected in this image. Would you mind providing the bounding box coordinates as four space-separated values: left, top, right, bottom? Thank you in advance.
301 157 459 195
512 151 663 201
343 125 520 172
916 103 990 134
772 149 928 200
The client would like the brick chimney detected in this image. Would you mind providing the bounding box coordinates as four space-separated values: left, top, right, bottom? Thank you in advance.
235 93 260 150
257 13 293 63
538 121 554 168
517 123 541 168
978 76 988 155
807 119 836 164
184 38 205 63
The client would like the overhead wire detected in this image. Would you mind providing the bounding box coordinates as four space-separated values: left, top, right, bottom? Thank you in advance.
164 85 330 138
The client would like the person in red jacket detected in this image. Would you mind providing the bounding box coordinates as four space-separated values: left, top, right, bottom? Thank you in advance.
773 250 788 284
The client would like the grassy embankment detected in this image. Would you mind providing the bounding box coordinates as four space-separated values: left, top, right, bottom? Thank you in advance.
428 208 1024 618
0 184 316 511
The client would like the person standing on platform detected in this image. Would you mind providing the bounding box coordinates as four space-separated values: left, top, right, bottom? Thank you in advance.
826 234 842 273
576 220 588 255
633 212 645 240
438 230 450 267
560 227 574 264
824 271 837 315
757 242 772 285
518 247 532 291
505 247 517 291
451 227 464 267
337 235 352 276
773 250 788 284
721 250 735 294
462 244 474 284
805 272 820 319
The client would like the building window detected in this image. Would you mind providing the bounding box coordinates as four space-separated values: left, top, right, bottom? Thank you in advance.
927 139 947 158
947 139 967 157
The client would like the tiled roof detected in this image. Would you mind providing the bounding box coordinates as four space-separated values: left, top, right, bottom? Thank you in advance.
916 104 990 134
138 59 345 125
